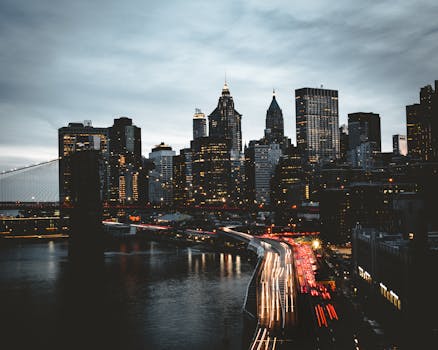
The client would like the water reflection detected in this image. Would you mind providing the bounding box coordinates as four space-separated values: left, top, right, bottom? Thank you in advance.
0 241 253 350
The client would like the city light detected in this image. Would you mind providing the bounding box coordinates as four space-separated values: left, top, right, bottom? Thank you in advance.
312 239 321 250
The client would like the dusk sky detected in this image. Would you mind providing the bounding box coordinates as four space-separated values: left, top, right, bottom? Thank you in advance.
1 0 438 170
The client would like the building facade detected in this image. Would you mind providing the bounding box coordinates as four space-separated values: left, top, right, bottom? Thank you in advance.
148 143 175 205
108 117 142 204
208 83 242 154
191 137 231 206
347 112 381 169
207 83 244 205
173 148 193 206
58 121 109 207
245 141 282 205
193 108 207 140
406 81 438 161
295 87 340 164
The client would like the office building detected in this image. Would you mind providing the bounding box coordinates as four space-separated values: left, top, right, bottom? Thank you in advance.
295 87 340 164
271 146 306 224
208 83 242 154
173 148 193 206
58 121 109 207
245 141 282 205
347 112 381 169
406 81 438 161
208 83 244 205
148 143 175 205
191 137 231 206
193 108 207 140
348 112 381 151
108 117 142 204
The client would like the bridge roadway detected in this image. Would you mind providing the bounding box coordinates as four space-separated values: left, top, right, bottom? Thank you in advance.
221 227 297 350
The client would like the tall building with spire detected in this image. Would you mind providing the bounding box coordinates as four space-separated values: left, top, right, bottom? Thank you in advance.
193 108 207 140
208 83 242 154
203 82 245 206
265 90 285 145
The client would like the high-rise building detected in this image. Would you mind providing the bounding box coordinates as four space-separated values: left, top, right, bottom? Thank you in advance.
406 81 438 161
348 112 381 151
193 109 207 140
173 148 193 206
191 137 231 206
271 146 306 225
295 87 340 164
208 83 244 205
245 140 282 205
148 143 175 205
208 83 242 154
347 112 381 169
58 121 109 207
108 117 142 204
393 134 408 156
265 90 285 146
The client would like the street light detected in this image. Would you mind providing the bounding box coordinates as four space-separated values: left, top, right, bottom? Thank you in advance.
312 239 321 250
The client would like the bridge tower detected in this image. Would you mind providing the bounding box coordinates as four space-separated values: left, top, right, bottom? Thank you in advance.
68 150 104 260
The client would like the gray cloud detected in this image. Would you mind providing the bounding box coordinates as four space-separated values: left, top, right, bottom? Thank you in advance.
1 0 437 170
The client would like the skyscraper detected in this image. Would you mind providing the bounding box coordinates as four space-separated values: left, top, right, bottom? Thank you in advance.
108 117 142 204
208 82 245 205
406 81 438 161
348 112 381 151
191 137 231 206
265 90 285 146
58 121 109 207
193 108 207 140
245 140 282 205
295 87 340 164
208 83 242 154
173 148 193 206
347 112 381 169
148 142 175 205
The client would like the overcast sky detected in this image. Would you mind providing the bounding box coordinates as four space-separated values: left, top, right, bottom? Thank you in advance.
1 0 437 170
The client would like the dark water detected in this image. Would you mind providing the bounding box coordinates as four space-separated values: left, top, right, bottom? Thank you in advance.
0 241 254 350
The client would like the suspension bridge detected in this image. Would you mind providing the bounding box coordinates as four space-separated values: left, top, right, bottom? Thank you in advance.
0 159 59 203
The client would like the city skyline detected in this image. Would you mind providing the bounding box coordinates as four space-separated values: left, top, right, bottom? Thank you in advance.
2 0 438 170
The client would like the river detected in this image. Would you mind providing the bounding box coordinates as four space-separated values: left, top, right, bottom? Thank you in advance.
0 240 255 350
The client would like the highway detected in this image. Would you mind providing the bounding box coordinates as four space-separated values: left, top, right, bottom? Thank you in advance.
222 227 347 350
221 227 298 349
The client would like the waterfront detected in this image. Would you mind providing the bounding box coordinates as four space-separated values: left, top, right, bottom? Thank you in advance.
0 240 255 350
